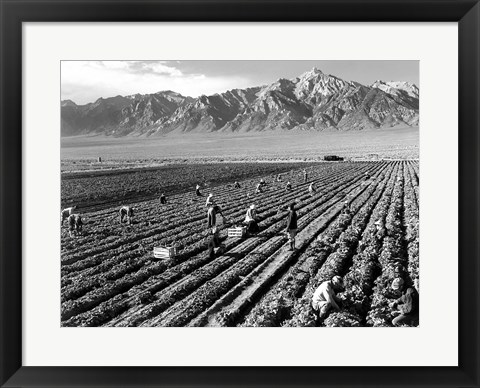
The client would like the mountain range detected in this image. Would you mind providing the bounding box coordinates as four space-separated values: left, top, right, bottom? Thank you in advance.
61 68 419 137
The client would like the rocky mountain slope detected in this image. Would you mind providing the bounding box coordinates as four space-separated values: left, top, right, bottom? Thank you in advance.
61 68 419 136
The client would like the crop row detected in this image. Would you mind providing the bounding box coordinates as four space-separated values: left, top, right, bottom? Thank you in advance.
62 163 385 326
238 163 395 326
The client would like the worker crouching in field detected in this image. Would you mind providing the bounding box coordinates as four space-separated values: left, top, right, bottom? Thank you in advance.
207 227 225 259
286 203 298 251
389 278 419 326
285 181 292 191
255 182 263 194
311 276 344 319
342 200 352 215
244 204 260 235
120 206 134 225
67 214 83 237
308 183 316 196
234 181 241 189
277 174 282 182
196 184 203 196
160 193 167 204
61 206 77 225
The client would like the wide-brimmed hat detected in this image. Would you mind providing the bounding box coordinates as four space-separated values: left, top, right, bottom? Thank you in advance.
391 278 404 290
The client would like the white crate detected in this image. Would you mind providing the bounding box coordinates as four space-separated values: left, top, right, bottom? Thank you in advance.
153 246 178 259
228 226 247 238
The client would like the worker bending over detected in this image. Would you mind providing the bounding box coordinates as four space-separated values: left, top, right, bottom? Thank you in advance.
120 206 134 225
308 183 316 196
61 206 77 225
196 184 203 197
311 276 344 319
234 181 241 189
255 183 263 194
286 181 292 191
277 174 282 182
67 214 83 237
244 204 260 235
160 193 167 204
207 204 224 231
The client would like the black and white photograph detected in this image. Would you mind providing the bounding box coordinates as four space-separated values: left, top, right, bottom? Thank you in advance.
60 60 419 328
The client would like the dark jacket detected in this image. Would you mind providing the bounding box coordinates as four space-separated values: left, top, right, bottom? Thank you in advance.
396 287 419 315
286 210 298 230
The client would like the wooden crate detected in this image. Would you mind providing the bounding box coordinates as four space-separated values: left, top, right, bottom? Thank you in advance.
153 246 178 259
228 226 247 238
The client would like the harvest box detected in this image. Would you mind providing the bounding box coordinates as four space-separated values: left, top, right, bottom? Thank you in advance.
153 245 178 259
228 226 247 238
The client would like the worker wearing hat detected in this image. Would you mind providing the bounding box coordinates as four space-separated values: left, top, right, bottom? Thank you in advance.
389 277 419 326
61 205 77 225
244 204 260 235
311 276 344 319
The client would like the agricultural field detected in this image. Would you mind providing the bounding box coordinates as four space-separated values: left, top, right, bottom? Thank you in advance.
61 160 419 327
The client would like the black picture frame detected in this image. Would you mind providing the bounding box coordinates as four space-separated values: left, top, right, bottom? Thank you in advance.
1 0 479 387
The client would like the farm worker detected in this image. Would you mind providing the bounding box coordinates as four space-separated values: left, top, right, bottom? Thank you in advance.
67 214 83 237
286 203 298 251
207 204 224 230
160 193 167 204
277 174 282 182
365 172 371 179
311 276 344 318
303 169 308 183
255 183 263 194
61 206 77 225
207 227 225 259
119 206 134 225
342 200 352 214
389 278 419 326
260 178 266 186
286 181 292 191
234 181 241 189
196 184 203 197
244 204 260 235
205 193 215 208
308 183 316 196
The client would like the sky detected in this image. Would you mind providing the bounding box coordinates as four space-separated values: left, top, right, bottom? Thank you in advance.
61 60 419 105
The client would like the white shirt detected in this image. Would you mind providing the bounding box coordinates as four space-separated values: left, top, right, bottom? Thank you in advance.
245 208 256 222
312 281 334 306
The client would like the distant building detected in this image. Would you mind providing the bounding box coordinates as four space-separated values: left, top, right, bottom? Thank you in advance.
324 155 344 161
